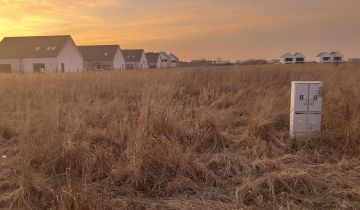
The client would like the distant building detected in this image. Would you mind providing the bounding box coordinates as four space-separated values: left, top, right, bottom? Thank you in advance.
348 58 360 63
294 53 306 63
0 35 84 73
330 51 344 63
316 51 344 63
122 49 148 69
214 58 232 65
145 52 161 69
280 53 294 64
79 45 125 71
316 52 332 63
168 53 179 68
281 52 306 64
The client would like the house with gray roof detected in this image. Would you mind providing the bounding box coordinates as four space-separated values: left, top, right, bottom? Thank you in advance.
122 49 148 69
79 45 125 71
293 53 306 63
0 35 84 73
316 51 344 63
280 52 306 64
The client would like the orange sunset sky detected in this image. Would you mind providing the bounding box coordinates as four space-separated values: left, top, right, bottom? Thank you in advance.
0 0 359 61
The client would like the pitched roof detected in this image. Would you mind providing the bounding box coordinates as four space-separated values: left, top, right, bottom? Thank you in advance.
316 52 331 57
169 53 179 61
79 45 120 61
0 35 71 58
330 51 343 57
122 49 145 62
294 52 305 57
145 52 160 63
281 53 294 58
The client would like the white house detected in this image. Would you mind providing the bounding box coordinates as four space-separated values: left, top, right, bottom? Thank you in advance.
79 45 125 71
0 35 84 73
159 52 170 68
281 52 306 64
168 53 179 68
122 49 148 69
280 53 295 64
293 53 306 64
316 51 344 63
330 51 344 63
145 52 161 69
316 52 332 63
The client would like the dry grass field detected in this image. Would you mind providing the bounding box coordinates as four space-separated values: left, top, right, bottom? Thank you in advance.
0 64 359 209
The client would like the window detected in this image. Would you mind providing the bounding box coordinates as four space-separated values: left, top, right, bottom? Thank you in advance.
323 57 330 61
0 64 11 73
285 58 293 62
161 59 167 62
296 58 304 62
33 63 45 73
333 57 342 61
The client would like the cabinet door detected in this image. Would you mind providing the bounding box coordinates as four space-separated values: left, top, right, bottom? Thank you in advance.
294 83 309 112
308 83 322 112
307 114 321 133
292 113 308 133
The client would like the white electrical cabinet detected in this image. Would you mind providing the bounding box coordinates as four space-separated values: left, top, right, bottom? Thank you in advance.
290 81 323 139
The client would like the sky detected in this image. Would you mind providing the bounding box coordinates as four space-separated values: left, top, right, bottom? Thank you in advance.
0 0 359 61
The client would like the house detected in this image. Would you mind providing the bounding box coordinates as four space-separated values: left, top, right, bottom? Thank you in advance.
79 45 125 71
280 53 295 64
293 53 306 63
281 52 306 64
316 52 332 63
330 51 344 63
316 51 344 63
145 52 161 69
0 35 84 73
159 52 170 68
168 53 179 68
122 49 148 69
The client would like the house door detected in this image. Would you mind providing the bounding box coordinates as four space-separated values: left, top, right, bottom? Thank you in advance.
33 63 45 73
61 63 65 73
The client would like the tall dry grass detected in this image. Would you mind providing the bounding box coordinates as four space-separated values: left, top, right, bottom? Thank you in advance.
0 63 359 209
